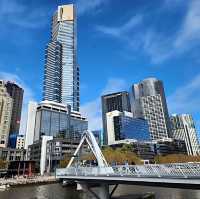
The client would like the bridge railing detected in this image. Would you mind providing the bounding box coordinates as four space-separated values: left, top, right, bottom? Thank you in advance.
56 163 200 179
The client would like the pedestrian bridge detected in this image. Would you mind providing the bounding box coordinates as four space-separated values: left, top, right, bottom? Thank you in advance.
55 131 200 198
56 163 200 188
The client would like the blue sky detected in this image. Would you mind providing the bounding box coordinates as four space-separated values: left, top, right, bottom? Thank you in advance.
0 0 200 138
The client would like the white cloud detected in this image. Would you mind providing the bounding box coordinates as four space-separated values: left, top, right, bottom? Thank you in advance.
76 0 109 16
141 30 176 64
163 0 184 8
96 0 200 64
175 0 200 49
0 0 49 29
96 15 143 38
140 5 200 64
0 72 35 134
101 78 127 95
96 26 121 38
81 98 102 131
96 13 171 64
167 74 200 136
0 1 25 15
80 78 127 130
167 74 200 114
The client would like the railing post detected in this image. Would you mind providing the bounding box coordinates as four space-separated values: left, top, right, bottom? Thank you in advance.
178 164 187 178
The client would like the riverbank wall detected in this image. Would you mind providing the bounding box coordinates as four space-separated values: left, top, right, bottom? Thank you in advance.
0 176 58 187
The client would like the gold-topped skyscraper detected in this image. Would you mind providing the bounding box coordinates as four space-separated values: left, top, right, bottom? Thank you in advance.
43 4 80 111
57 5 74 21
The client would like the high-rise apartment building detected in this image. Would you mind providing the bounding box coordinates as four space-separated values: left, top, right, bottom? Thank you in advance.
131 78 170 140
0 80 13 147
170 114 200 156
43 4 80 111
5 81 24 135
101 91 131 145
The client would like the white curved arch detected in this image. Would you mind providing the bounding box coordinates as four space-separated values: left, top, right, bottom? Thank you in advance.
67 130 108 168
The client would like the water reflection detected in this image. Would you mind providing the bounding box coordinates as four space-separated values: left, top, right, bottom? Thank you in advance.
114 185 200 199
0 183 199 199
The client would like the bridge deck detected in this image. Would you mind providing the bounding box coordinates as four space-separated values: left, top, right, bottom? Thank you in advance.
58 175 200 189
56 164 200 189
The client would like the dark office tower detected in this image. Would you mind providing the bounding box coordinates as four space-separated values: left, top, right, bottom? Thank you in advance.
43 4 80 111
130 78 171 140
101 92 131 145
5 81 24 135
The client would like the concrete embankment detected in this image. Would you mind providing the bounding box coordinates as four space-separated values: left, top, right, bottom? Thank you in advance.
0 176 58 187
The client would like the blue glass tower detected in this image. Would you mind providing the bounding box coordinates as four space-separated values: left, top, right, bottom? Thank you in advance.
43 4 80 111
113 115 150 141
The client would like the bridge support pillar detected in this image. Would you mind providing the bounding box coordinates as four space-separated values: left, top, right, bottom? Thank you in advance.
77 183 109 199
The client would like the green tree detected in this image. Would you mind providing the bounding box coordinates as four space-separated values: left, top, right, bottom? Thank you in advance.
0 159 7 169
121 144 133 152
76 145 142 165
154 154 200 164
59 155 70 168
102 146 141 165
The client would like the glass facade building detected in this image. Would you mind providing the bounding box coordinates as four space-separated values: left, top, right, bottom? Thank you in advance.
43 4 80 111
43 41 62 103
113 116 150 141
106 111 150 145
34 101 87 142
8 133 18 149
101 92 131 145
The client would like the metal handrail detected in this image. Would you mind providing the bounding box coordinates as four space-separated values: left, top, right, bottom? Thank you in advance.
56 163 200 179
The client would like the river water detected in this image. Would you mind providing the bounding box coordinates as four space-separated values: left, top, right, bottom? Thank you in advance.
0 183 199 199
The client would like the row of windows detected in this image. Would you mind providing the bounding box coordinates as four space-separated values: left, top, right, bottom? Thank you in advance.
35 109 87 139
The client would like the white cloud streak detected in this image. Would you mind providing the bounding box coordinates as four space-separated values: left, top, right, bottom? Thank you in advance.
96 0 200 64
163 0 184 8
167 74 200 114
175 0 200 48
0 0 109 28
167 73 200 136
0 72 35 135
96 15 143 38
0 0 50 29
76 0 109 16
80 78 127 130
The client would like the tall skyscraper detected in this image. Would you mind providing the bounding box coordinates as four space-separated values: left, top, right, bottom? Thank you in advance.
101 91 131 145
43 41 62 103
130 78 171 140
170 114 200 156
43 4 80 111
5 81 24 135
0 80 13 147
